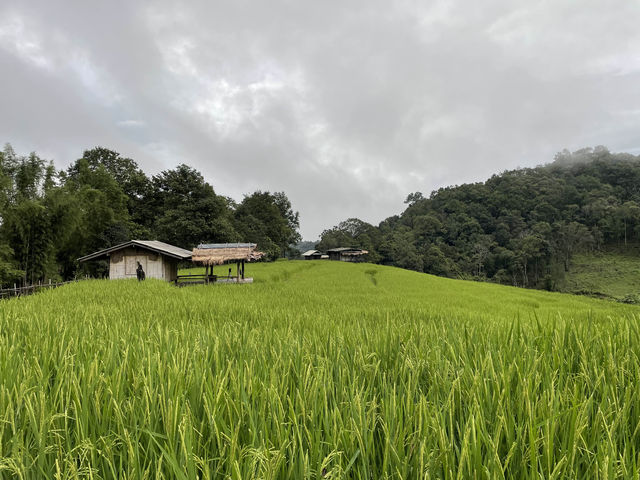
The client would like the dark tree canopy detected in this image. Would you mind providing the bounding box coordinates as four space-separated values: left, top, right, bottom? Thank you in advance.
235 191 301 260
0 143 301 285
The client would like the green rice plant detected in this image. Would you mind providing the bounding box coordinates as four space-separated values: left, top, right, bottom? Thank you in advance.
0 260 638 478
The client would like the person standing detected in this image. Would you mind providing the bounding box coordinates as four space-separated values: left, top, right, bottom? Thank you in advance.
136 262 145 281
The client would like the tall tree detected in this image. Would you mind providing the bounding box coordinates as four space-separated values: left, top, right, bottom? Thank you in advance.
148 164 238 248
0 146 57 284
64 156 132 276
69 147 151 235
235 191 301 259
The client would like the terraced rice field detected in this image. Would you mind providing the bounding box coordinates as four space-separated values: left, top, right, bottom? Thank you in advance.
0 260 638 478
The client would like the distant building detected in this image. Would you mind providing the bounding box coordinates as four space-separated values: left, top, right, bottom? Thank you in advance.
78 240 192 281
301 249 324 260
327 247 369 262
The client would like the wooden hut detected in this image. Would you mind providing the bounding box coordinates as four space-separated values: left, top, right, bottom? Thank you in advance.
78 240 192 281
190 243 264 283
301 249 324 260
327 247 369 262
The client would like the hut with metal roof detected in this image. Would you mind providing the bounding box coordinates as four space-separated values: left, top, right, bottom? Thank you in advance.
301 249 324 260
190 243 264 283
78 240 192 281
327 247 369 262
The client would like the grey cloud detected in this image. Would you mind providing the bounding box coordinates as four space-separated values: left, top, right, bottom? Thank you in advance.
1 0 639 238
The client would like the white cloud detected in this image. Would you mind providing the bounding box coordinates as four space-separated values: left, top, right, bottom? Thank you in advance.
0 15 52 70
117 119 146 128
0 0 639 239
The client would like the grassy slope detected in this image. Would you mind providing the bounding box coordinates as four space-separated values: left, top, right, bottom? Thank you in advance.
561 244 640 299
178 260 634 322
0 261 639 478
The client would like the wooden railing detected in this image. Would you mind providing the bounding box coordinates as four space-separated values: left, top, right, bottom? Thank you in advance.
0 279 78 300
175 274 217 285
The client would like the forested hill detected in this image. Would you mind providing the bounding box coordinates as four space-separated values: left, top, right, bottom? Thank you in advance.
317 147 640 291
0 144 301 285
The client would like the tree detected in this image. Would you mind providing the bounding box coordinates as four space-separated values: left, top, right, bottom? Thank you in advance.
512 234 550 287
68 148 152 236
0 147 59 283
62 157 132 277
148 164 238 248
471 235 494 278
553 221 592 272
422 245 460 278
404 191 424 206
616 201 640 245
69 147 149 202
235 191 301 259
378 229 422 271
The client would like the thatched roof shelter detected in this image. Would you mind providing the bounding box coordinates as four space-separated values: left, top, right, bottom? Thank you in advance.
191 243 264 266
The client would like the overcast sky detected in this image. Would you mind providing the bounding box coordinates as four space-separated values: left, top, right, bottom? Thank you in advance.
1 1 639 239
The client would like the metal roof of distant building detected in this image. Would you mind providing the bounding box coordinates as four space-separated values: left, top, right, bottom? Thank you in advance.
133 240 193 258
302 250 320 256
327 247 361 252
78 240 192 262
197 243 257 249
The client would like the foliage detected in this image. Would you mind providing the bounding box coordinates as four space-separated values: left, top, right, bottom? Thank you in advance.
0 243 23 285
319 146 640 290
0 145 59 283
147 164 239 247
235 191 301 259
620 293 640 304
64 155 132 275
0 144 301 285
0 261 638 477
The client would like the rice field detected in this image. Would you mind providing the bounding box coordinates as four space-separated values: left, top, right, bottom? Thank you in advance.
0 260 639 479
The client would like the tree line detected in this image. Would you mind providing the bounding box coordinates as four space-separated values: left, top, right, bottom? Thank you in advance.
317 147 640 290
0 144 300 286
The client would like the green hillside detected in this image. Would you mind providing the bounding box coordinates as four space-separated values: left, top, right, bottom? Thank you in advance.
561 245 640 301
317 149 640 293
1 261 639 478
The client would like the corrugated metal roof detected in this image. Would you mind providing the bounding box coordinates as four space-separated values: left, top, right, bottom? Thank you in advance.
302 250 320 256
133 240 193 259
327 247 358 252
197 243 257 249
78 240 192 262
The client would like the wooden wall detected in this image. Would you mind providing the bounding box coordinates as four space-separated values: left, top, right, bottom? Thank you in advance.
108 247 179 281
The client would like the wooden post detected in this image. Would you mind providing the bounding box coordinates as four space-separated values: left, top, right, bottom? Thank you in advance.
241 260 245 279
